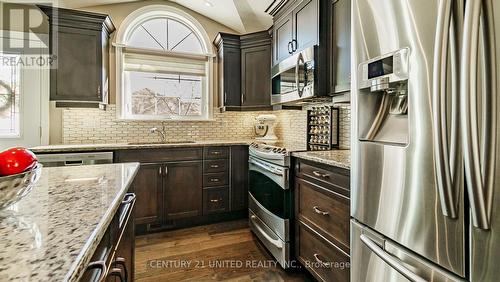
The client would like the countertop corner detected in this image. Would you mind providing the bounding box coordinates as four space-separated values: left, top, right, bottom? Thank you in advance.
292 150 351 169
0 162 140 282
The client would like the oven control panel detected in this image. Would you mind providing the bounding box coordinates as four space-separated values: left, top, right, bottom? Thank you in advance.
250 142 287 155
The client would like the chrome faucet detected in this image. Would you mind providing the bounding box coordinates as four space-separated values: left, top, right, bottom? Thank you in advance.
150 124 167 142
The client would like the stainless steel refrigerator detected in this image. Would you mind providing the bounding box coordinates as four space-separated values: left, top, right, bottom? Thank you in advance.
351 0 499 281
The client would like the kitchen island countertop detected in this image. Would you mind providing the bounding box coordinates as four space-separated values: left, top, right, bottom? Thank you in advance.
0 162 139 282
292 149 351 169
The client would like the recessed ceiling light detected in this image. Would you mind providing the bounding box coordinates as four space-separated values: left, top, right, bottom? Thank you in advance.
204 0 214 7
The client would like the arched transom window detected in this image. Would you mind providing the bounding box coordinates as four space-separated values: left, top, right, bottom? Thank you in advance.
115 6 213 121
128 17 204 54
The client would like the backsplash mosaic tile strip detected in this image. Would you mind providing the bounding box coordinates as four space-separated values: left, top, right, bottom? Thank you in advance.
62 104 351 149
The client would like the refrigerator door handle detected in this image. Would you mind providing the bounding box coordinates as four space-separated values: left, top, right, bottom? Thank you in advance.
460 0 496 230
432 0 458 219
360 234 427 282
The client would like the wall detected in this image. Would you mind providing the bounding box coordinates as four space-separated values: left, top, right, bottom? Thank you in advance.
81 0 238 104
48 0 239 144
55 0 352 150
62 103 351 149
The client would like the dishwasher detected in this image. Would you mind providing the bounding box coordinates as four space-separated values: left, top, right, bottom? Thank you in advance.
36 152 114 167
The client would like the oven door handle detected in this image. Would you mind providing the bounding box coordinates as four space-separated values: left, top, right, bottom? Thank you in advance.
249 158 284 177
250 215 283 249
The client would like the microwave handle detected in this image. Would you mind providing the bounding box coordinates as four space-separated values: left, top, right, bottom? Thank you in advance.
295 53 305 97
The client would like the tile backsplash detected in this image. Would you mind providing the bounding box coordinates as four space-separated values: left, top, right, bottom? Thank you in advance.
62 104 351 149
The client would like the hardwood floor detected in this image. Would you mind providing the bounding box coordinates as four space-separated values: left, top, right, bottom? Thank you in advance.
135 220 312 282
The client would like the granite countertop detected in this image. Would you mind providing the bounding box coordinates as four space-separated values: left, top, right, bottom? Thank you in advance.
292 150 351 169
0 163 140 282
30 140 253 153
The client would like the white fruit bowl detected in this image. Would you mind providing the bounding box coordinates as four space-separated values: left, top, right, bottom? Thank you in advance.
0 164 42 209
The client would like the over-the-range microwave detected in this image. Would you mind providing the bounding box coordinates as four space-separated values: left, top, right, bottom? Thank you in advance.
271 46 325 105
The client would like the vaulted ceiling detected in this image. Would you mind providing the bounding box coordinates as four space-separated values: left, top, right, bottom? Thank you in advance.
58 0 274 33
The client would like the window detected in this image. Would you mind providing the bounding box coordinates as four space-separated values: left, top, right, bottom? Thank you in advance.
0 53 20 137
115 6 213 120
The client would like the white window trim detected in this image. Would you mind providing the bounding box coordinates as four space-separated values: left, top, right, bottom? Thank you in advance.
0 30 49 146
114 5 215 121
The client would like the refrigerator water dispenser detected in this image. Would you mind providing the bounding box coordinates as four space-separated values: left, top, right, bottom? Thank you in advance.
357 48 410 145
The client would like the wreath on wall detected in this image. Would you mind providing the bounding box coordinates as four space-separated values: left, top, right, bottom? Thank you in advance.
0 80 14 117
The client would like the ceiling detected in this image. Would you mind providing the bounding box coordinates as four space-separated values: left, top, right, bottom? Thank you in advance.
59 0 274 33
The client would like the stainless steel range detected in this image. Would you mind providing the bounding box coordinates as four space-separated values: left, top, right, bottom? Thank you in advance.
248 142 293 268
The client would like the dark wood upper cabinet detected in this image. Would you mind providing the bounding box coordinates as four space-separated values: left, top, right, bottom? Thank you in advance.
129 163 163 225
329 0 352 94
38 6 115 107
214 31 272 111
269 0 319 66
240 32 272 108
273 13 293 65
293 0 319 53
164 161 203 220
268 0 351 96
215 33 241 109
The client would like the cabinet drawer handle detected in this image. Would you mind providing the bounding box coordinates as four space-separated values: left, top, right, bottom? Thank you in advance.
122 193 136 205
212 151 221 155
210 198 221 203
312 170 329 178
313 206 329 216
313 253 331 267
210 178 220 182
210 164 220 168
108 267 125 282
86 261 107 282
113 257 128 282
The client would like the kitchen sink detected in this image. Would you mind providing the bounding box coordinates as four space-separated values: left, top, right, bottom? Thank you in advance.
127 141 196 145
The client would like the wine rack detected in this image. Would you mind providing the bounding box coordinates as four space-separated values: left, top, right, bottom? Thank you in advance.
307 106 340 151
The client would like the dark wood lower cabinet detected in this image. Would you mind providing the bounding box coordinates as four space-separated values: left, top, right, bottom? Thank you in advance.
230 146 249 211
298 222 350 282
82 193 136 282
294 159 351 282
114 145 249 234
164 161 203 220
203 187 229 215
130 163 163 225
113 201 135 282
